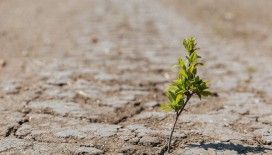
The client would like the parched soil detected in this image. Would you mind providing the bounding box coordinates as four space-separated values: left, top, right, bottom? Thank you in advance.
0 0 272 154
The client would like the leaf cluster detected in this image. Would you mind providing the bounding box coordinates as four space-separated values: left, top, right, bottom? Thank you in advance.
161 37 211 112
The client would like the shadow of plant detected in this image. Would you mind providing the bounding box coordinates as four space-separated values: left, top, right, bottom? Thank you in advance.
189 142 272 154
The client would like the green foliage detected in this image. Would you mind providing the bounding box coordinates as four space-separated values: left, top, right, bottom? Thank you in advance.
161 37 211 112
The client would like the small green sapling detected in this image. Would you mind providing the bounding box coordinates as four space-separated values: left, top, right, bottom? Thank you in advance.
161 37 212 153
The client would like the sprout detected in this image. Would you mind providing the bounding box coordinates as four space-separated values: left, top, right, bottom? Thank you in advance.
161 37 212 153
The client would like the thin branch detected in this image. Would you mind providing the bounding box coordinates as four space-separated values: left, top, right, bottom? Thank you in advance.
167 112 179 153
177 93 192 116
167 93 193 153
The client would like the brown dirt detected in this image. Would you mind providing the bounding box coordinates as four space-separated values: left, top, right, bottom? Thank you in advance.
0 0 272 154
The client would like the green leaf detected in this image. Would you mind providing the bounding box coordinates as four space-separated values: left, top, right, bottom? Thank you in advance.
176 94 184 103
196 62 204 66
183 37 196 54
160 103 173 112
178 57 186 69
179 69 188 79
170 101 181 112
167 91 176 102
189 64 196 74
190 52 198 63
201 90 212 96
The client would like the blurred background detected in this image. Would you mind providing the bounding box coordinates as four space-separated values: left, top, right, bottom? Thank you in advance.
1 0 272 57
166 0 272 55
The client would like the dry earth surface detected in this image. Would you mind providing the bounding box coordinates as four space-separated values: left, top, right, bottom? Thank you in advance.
0 0 272 154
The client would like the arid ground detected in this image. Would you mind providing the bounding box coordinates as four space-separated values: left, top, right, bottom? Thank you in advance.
0 0 272 154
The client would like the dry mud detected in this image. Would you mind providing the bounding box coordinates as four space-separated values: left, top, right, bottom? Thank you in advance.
0 0 272 154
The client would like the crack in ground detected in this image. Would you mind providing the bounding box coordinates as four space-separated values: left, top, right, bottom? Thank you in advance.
5 118 29 138
5 95 35 138
113 104 144 124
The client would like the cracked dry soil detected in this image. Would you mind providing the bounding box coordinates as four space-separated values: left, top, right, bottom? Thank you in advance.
0 0 272 154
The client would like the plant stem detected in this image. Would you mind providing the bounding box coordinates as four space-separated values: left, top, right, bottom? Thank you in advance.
167 112 179 153
167 93 192 153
